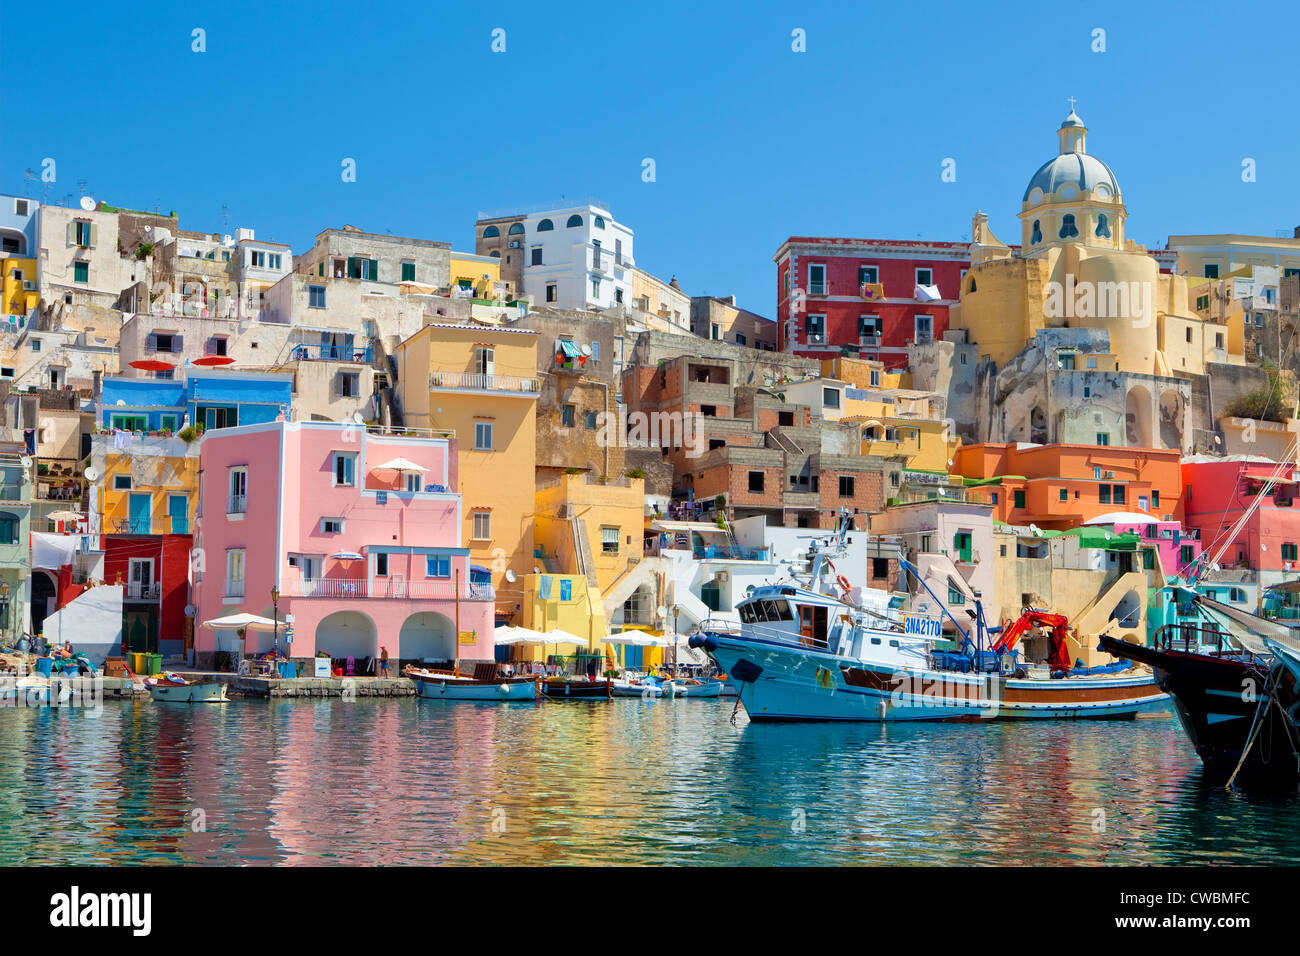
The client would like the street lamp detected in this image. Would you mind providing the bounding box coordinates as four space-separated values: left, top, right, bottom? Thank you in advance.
271 586 280 661
671 603 680 675
0 581 9 633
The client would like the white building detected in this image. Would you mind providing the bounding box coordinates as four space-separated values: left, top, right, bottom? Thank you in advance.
513 204 634 312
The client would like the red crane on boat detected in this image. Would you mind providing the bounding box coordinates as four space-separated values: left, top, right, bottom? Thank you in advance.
990 607 1073 673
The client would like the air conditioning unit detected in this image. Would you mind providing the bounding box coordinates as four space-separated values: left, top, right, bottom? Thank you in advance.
22 280 35 291
716 570 730 582
1103 471 1115 479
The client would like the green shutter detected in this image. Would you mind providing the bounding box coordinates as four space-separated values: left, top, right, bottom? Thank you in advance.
347 256 358 278
369 259 379 281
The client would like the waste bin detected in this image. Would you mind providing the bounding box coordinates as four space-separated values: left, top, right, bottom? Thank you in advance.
130 652 145 674
279 661 298 679
34 657 53 677
144 654 162 676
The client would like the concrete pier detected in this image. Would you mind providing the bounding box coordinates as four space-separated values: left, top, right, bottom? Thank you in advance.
230 676 416 698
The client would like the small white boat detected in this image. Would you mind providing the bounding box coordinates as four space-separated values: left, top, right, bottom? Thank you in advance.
408 667 538 701
146 673 230 703
611 678 666 698
663 678 724 699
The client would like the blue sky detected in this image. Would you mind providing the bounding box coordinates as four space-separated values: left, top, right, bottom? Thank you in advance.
3 0 1296 316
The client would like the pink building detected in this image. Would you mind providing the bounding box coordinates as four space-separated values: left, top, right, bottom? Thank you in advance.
192 421 494 670
1182 455 1300 572
1111 520 1201 578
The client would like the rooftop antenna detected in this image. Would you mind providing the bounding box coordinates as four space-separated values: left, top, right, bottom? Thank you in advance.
222 204 230 232
77 180 88 197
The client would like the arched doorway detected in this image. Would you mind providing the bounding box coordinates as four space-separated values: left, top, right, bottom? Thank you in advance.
1110 589 1142 629
31 570 58 638
398 611 456 665
1126 385 1153 447
1159 390 1185 450
315 610 377 671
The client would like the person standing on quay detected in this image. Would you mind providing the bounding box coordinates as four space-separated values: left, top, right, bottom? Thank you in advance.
379 646 389 679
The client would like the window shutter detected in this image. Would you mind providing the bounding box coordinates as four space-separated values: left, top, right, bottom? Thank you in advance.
146 333 157 351
318 262 324 277
172 334 184 352
89 224 98 248
66 221 75 244
369 259 379 281
347 256 357 278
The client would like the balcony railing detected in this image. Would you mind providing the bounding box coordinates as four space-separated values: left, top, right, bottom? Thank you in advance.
691 545 772 562
227 494 247 515
859 334 881 347
125 582 161 601
286 578 495 601
291 343 373 363
430 371 541 394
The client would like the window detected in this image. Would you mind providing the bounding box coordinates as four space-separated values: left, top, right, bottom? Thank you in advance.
566 214 583 228
748 471 765 493
375 553 389 576
321 518 343 534
858 266 878 285
591 277 600 298
914 315 933 344
1143 549 1155 570
14 199 28 216
1099 484 1111 505
110 414 146 432
808 264 826 295
1152 490 1160 509
1204 264 1219 279
1096 433 1110 446
472 511 491 540
114 474 132 490
333 452 356 486
228 466 247 513
226 549 245 597
1058 214 1079 239
337 371 360 398
869 369 881 387
537 218 554 231
872 558 889 579
947 581 965 605
546 283 557 302
1059 488 1068 502
1185 327 1193 343
482 225 500 238
249 250 265 268
1113 484 1126 505
839 475 855 498
593 215 605 229
1181 545 1195 564
160 413 178 433
1013 490 1026 509
601 526 619 555
73 261 89 283
0 511 17 545
915 268 933 287
823 388 840 409
1195 294 1210 310
474 421 493 450
585 411 598 429
560 579 573 601
73 221 92 246
1031 220 1042 244
561 404 575 427
308 285 326 308
1230 588 1246 603
805 314 825 345
1095 213 1110 238
859 315 880 339
427 555 451 577
400 261 416 282
920 534 932 552
1283 543 1298 562
735 333 746 346
1215 332 1224 349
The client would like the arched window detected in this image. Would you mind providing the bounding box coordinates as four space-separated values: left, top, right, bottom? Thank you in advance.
0 511 17 545
537 218 554 232
489 250 501 258
968 277 977 293
482 225 500 238
507 223 525 235
1031 220 1042 244
1095 213 1111 238
593 216 605 229
1058 214 1079 239
566 214 583 228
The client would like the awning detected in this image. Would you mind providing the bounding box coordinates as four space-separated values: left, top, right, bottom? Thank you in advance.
558 339 581 358
651 520 725 533
1083 512 1160 526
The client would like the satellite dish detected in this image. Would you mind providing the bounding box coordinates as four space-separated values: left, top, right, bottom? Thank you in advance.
656 605 668 620
20 456 32 469
85 466 100 482
505 569 517 583
115 399 126 406
184 605 196 618
79 196 96 211
580 344 592 357
352 411 364 424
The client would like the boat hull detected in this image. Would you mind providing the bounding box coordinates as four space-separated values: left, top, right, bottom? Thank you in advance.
611 680 664 698
1099 634 1297 786
706 635 1168 722
539 679 612 700
664 680 724 699
412 675 538 701
147 681 229 703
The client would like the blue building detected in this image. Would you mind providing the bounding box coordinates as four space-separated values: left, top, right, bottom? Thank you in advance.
100 370 294 432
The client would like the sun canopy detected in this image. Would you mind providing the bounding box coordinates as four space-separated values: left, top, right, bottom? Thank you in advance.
1083 512 1160 526
201 613 279 632
372 457 428 473
329 551 364 560
493 625 550 646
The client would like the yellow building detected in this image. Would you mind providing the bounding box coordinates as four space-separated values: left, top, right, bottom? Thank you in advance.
534 471 645 595
519 573 608 656
953 109 1245 377
1 257 38 321
820 355 906 390
841 381 959 475
1166 234 1300 280
448 251 503 299
95 435 200 536
394 322 539 624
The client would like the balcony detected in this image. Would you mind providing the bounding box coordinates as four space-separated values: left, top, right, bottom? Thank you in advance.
125 581 161 602
859 335 881 348
290 343 373 363
286 578 495 601
429 371 541 395
692 545 772 562
227 494 246 515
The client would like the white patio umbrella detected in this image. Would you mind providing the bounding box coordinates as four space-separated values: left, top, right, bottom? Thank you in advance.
493 625 549 646
329 551 365 561
372 457 428 473
201 612 279 631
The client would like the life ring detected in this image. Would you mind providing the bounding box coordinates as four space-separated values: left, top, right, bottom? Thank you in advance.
837 575 851 592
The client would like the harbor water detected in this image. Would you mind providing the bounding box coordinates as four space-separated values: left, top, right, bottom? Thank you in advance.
3 698 1299 865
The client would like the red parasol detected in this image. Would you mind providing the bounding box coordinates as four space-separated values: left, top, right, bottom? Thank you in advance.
192 355 236 366
129 359 176 372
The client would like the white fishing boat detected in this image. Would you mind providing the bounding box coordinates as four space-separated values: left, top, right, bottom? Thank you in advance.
690 513 1167 723
611 678 666 698
663 678 724 698
146 673 230 703
407 666 539 701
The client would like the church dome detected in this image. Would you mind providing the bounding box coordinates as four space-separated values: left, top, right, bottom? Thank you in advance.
1022 108 1120 203
1023 152 1120 202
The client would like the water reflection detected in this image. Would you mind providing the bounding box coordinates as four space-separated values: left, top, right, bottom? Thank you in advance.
1 700 1296 866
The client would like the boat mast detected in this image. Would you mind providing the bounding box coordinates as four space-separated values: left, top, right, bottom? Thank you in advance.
454 567 461 675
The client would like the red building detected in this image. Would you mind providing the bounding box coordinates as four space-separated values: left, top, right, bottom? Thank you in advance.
773 237 972 369
103 534 193 659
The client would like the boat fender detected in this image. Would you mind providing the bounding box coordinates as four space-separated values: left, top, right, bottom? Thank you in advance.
498 683 511 696
1050 670 1068 680
689 635 718 653
730 658 763 684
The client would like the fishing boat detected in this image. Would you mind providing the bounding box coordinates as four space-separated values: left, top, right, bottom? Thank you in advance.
611 677 666 698
690 513 1166 723
407 665 538 701
539 677 613 700
146 672 230 703
1100 590 1300 788
663 677 724 698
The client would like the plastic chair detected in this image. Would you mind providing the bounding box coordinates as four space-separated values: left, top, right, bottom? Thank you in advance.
346 656 355 676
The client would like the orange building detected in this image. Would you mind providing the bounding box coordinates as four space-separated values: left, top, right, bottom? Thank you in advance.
951 443 1183 531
